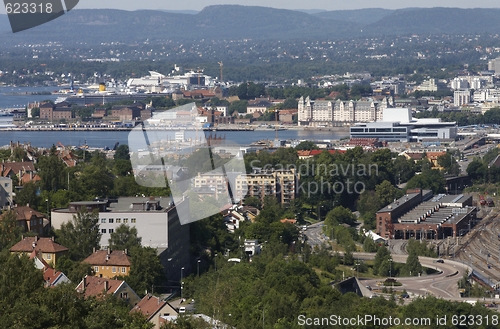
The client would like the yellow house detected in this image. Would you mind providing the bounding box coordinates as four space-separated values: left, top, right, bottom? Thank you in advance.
82 249 131 278
10 236 68 267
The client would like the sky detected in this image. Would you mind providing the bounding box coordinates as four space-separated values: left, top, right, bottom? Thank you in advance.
76 0 500 11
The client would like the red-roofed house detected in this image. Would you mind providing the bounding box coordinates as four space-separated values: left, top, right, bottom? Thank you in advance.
131 294 178 329
31 252 70 287
3 206 45 235
309 149 346 157
0 161 35 181
76 275 141 308
20 172 41 185
278 109 297 124
10 236 68 266
32 253 70 287
82 249 132 278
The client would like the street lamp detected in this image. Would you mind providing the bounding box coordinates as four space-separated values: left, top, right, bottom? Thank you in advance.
166 258 172 284
180 281 184 299
46 198 50 228
215 253 217 271
197 259 201 277
181 267 184 282
389 258 393 278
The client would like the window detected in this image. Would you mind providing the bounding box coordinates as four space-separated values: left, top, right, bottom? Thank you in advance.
4 183 9 187
131 218 136 223
109 229 114 234
116 218 121 224
121 267 126 273
108 218 114 223
45 253 52 260
123 218 128 223
120 292 128 300
112 267 116 273
94 266 99 273
101 218 106 223
101 229 106 233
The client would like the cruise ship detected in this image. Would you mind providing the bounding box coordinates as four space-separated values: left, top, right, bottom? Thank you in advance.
0 110 16 128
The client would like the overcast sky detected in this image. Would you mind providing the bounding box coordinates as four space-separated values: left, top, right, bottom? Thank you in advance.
76 0 500 11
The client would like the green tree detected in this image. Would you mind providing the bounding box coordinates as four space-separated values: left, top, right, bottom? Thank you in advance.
324 206 356 226
295 141 319 150
243 196 262 209
375 180 403 206
373 245 391 276
0 210 23 251
282 97 298 109
127 246 165 297
37 150 66 191
11 147 27 162
404 251 422 276
108 224 142 251
228 100 248 115
55 255 93 283
56 210 101 261
14 181 40 207
114 144 130 161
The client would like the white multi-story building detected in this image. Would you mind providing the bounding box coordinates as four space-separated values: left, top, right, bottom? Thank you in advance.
298 96 385 126
488 58 500 75
234 168 296 205
51 197 191 281
450 78 469 90
454 89 472 107
0 177 12 208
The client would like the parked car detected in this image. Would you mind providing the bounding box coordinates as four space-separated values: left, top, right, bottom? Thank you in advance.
436 259 444 263
179 307 186 313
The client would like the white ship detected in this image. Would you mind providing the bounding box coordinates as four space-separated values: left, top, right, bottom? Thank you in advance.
0 110 15 128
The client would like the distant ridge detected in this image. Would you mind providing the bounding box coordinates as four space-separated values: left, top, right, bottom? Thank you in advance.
313 8 393 25
1 6 500 45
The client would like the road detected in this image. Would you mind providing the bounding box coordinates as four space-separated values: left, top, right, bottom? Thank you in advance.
303 222 327 248
358 254 469 299
302 227 473 301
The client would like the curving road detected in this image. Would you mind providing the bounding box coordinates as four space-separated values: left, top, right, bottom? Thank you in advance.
357 254 470 299
303 227 476 301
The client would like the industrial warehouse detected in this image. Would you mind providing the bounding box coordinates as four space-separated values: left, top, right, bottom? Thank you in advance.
376 190 476 240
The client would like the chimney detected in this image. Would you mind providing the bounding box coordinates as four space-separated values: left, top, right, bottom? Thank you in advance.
93 247 96 254
27 203 29 208
35 235 38 242
104 280 108 291
124 249 127 255
51 236 54 241
107 248 110 255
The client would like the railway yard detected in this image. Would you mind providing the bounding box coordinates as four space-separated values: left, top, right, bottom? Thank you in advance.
455 207 500 290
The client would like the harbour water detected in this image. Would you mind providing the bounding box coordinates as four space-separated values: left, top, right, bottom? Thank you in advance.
0 86 59 108
0 129 349 149
0 86 349 148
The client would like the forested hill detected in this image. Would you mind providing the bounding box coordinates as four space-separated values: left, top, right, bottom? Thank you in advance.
1 6 500 45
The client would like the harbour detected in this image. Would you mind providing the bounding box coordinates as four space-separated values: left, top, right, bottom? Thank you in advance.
0 129 349 149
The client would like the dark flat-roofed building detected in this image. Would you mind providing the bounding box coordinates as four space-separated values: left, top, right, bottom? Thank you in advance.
377 191 476 240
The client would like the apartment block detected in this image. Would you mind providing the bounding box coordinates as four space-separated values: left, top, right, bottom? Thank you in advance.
234 168 296 205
